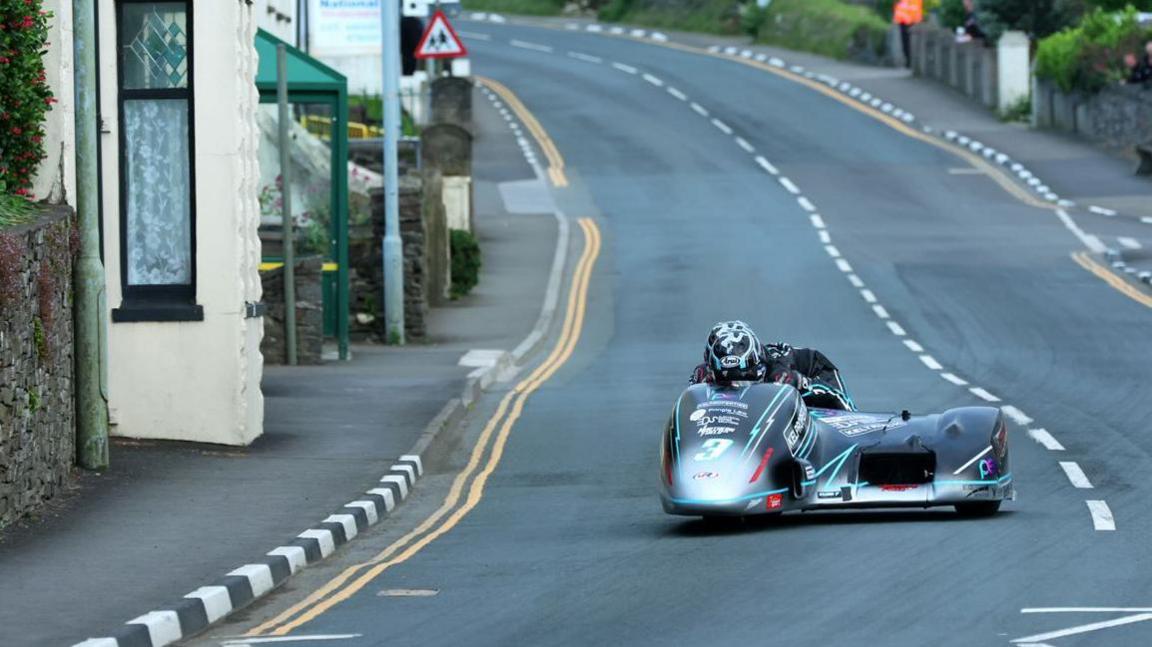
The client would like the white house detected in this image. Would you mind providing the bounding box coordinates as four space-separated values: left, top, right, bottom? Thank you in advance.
35 1 266 446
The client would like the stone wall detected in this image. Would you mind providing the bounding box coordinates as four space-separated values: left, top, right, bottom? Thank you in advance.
0 206 76 529
1033 80 1152 153
353 170 447 342
911 24 998 109
260 256 324 365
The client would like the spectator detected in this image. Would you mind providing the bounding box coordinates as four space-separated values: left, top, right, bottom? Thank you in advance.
1125 45 1152 86
893 0 924 68
962 0 986 42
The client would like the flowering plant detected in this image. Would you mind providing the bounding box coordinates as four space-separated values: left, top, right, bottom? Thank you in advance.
0 0 54 197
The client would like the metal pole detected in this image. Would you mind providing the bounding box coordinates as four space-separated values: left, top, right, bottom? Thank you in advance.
73 0 109 469
277 44 298 365
381 0 406 344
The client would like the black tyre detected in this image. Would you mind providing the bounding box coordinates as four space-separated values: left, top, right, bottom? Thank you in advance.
955 501 1001 517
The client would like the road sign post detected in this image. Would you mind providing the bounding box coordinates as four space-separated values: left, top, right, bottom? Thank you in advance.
414 9 468 60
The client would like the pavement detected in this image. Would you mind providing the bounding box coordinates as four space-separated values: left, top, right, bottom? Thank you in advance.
0 85 559 646
178 16 1152 647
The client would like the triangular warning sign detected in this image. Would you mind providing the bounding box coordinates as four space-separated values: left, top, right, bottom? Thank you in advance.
414 10 468 60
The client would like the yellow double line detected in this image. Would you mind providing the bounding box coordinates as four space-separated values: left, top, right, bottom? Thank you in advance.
248 218 601 636
477 75 570 188
1072 251 1152 309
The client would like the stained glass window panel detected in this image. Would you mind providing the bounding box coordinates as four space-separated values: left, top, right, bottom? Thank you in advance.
123 99 192 286
120 3 187 90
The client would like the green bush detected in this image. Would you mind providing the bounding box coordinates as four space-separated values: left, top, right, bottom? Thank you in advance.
450 228 482 299
462 0 566 16
1035 7 1152 93
601 0 743 35
977 0 1083 41
754 0 891 63
0 1 54 197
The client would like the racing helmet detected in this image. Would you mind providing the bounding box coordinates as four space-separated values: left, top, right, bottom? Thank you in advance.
706 322 767 383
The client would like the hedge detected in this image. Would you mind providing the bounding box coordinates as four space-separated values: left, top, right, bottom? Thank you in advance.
0 0 53 199
751 0 890 63
1035 7 1152 93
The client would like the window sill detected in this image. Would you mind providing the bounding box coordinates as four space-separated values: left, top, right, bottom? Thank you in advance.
112 302 204 323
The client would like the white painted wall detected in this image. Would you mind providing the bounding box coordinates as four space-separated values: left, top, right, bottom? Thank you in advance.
33 0 77 205
998 31 1030 113
255 0 298 46
97 0 264 445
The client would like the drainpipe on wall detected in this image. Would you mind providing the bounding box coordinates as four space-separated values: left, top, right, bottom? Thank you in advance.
72 0 110 469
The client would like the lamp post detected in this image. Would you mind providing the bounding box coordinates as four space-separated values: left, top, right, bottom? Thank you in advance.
381 0 406 344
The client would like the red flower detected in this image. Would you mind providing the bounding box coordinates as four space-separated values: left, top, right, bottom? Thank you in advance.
22 16 34 29
10 126 21 135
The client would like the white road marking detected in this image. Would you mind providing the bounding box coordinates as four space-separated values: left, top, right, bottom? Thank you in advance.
919 354 943 370
797 196 816 212
510 40 552 53
457 31 492 41
755 155 778 175
1143 217 1152 225
835 259 853 274
567 51 603 64
809 214 825 228
221 636 362 645
1086 500 1116 531
735 136 755 153
903 339 923 352
872 304 889 319
1118 236 1141 250
969 387 1001 402
1059 461 1093 489
1056 209 1107 253
691 102 709 117
1027 428 1064 451
642 73 664 87
711 118 733 135
667 87 687 100
886 321 906 336
779 177 800 194
940 372 968 386
860 289 876 303
847 274 864 287
1000 405 1033 426
1012 612 1152 643
650 32 669 42
611 62 638 74
824 244 841 258
953 445 992 474
1088 205 1117 216
378 588 440 597
818 230 831 244
1027 603 1152 607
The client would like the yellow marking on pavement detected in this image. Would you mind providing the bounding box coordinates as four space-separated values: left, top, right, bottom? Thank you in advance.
259 262 340 272
1072 251 1152 309
249 219 601 636
477 75 569 188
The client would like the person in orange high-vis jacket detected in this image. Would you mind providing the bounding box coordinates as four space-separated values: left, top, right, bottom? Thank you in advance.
893 0 923 68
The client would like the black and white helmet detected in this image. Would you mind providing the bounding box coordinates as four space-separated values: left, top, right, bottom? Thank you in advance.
705 320 766 383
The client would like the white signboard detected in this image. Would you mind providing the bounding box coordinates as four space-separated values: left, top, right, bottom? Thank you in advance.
309 0 464 56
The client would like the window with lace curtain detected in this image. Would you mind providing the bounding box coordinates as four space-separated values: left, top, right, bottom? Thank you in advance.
112 1 201 321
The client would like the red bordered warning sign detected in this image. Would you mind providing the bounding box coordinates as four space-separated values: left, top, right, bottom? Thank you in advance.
414 10 468 60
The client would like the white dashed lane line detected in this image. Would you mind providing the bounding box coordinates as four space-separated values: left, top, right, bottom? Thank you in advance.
1117 237 1141 250
666 87 687 101
797 197 816 212
642 73 664 87
690 102 709 117
510 39 553 53
1028 428 1065 451
755 156 778 175
611 62 638 74
824 244 841 258
734 136 755 153
1059 461 1094 489
860 289 877 303
778 177 800 194
969 387 1001 403
847 274 864 288
1089 205 1117 216
885 321 906 336
567 51 603 64
1086 501 1116 531
711 118 733 135
940 372 968 386
809 214 825 228
902 339 923 353
918 355 943 371
871 305 889 319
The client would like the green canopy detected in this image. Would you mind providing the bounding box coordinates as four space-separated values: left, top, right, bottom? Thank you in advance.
254 28 350 361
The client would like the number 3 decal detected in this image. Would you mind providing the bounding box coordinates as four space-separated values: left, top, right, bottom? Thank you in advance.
694 438 734 461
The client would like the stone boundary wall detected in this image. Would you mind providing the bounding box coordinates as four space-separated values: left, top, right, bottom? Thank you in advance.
0 206 76 529
911 24 998 109
260 256 324 365
1033 80 1152 152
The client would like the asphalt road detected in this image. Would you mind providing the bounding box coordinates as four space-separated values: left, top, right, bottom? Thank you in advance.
194 20 1152 647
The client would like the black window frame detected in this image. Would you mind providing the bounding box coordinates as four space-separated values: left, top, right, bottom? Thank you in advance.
112 0 202 323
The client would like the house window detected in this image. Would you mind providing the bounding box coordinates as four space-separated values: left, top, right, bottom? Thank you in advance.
113 1 201 322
